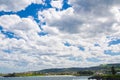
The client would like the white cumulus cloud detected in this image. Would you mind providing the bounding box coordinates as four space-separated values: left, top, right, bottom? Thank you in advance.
0 0 44 12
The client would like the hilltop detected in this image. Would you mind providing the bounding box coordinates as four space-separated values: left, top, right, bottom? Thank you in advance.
34 63 120 74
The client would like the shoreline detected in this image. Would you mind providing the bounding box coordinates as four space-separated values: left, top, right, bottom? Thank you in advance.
2 75 92 78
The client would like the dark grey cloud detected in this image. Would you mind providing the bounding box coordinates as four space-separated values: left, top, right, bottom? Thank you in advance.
48 15 83 33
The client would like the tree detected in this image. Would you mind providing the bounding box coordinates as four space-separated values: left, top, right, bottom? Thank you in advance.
111 66 116 75
77 71 94 75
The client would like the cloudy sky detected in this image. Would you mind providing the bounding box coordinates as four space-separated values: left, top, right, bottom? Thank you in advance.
0 0 120 73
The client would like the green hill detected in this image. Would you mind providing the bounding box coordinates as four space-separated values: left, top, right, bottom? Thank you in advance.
34 63 120 74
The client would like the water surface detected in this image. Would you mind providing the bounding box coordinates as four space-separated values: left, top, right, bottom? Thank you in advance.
0 76 90 80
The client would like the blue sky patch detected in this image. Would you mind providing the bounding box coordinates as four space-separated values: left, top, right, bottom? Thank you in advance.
69 56 82 61
38 31 48 36
62 0 71 10
78 46 85 51
0 11 15 16
104 50 120 56
1 31 20 39
108 39 120 46
87 57 101 62
64 42 71 47
0 2 52 23
0 26 20 39
16 3 52 18
0 26 3 31
3 49 12 54
94 43 100 47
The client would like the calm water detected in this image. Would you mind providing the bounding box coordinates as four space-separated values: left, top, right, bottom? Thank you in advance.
0 76 90 80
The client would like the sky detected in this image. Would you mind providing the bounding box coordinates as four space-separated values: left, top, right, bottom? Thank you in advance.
0 0 120 73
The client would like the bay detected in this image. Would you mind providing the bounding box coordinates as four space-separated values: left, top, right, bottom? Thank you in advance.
0 76 90 80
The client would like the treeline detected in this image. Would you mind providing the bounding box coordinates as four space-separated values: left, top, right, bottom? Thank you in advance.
76 70 94 76
2 72 45 77
1 70 94 77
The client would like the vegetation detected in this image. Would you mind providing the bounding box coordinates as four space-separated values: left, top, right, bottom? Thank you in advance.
2 72 46 77
89 64 120 79
111 66 116 75
3 73 16 77
76 70 94 76
0 73 4 76
1 63 120 77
